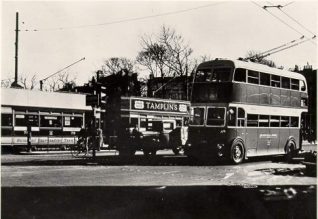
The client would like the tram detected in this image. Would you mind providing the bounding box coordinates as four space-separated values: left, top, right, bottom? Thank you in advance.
1 88 90 151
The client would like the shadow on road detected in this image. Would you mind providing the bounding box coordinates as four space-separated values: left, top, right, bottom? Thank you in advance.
1 152 309 167
2 185 316 219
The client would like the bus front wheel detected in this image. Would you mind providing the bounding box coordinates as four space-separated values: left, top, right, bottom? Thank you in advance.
230 141 245 164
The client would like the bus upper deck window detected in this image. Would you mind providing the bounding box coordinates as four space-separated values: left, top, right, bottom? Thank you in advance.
196 69 211 82
234 68 246 82
260 73 270 86
300 80 306 91
271 75 281 88
247 70 259 84
281 77 290 89
291 79 299 90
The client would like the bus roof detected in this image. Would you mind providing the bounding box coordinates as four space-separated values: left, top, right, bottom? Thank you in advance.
1 88 91 111
197 59 306 81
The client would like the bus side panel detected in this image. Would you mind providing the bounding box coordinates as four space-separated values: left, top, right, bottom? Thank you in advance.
289 129 300 150
279 128 290 153
232 83 246 103
270 87 281 105
257 128 270 155
245 128 258 155
259 86 270 105
269 128 280 154
246 85 259 104
290 90 301 107
280 89 291 107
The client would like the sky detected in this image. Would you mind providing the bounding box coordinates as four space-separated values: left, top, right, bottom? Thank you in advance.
1 1 317 87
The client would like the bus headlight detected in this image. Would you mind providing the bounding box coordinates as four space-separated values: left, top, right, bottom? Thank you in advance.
217 152 223 157
217 144 224 150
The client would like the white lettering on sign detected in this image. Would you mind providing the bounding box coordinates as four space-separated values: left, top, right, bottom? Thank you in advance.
259 134 278 138
134 100 144 109
132 99 189 113
179 104 187 112
145 102 178 111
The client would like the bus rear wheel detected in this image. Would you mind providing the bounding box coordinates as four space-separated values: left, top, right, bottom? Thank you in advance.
230 141 245 164
285 140 296 163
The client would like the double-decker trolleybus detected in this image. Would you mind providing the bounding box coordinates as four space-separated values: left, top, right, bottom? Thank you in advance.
185 58 308 164
1 88 90 152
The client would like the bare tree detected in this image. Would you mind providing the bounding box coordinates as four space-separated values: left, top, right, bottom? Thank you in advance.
101 57 136 76
1 78 13 88
137 25 194 78
245 50 276 67
45 72 77 92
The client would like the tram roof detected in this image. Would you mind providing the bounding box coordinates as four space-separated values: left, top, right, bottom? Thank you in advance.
197 59 306 81
1 88 91 111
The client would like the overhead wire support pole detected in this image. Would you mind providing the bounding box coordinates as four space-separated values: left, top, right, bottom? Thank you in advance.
15 12 19 84
39 57 85 90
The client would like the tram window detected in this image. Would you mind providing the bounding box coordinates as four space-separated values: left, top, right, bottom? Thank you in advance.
191 107 205 126
271 75 281 88
270 116 280 127
290 117 299 127
247 114 258 127
64 116 71 126
260 73 270 86
234 68 246 82
237 108 245 127
163 122 174 130
15 114 26 126
291 79 299 90
71 117 83 127
259 115 269 127
227 107 236 126
40 115 62 127
27 115 39 126
1 128 12 136
140 118 147 128
207 108 225 126
280 116 290 127
2 114 12 126
281 77 290 89
300 80 306 91
247 70 259 84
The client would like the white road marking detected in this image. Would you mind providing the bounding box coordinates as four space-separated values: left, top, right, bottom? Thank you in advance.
223 173 234 179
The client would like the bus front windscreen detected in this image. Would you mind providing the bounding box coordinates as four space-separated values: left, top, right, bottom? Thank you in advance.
206 107 225 126
195 68 232 82
190 107 205 125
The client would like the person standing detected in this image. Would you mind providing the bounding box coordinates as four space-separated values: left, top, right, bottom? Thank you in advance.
27 123 32 152
97 128 104 151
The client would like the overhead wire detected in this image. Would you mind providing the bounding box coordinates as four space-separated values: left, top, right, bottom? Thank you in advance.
251 1 304 36
244 35 305 60
21 2 226 32
259 36 313 58
278 8 316 39
251 1 316 46
265 1 316 44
